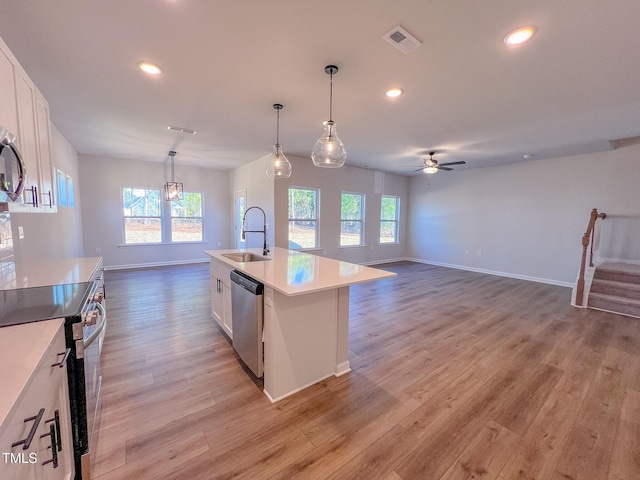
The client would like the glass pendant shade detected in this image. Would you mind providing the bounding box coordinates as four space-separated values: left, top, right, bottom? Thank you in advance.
312 121 346 168
312 65 346 168
265 104 292 179
266 143 292 178
164 182 183 200
423 165 438 174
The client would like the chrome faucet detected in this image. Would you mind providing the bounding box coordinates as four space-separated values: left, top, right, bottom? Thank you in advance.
241 206 269 256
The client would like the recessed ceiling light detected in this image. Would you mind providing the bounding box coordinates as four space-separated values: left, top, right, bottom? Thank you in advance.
385 88 404 98
138 62 162 75
504 26 536 46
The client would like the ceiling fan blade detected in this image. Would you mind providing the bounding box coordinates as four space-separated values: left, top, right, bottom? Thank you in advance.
437 166 453 171
413 167 425 172
438 161 466 167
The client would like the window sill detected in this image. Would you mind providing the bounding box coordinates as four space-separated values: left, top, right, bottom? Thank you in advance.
378 242 401 246
119 241 210 247
291 247 324 253
339 244 368 249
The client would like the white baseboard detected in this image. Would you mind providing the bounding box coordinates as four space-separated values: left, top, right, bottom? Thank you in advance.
359 257 407 266
405 257 574 288
596 257 640 266
104 258 209 271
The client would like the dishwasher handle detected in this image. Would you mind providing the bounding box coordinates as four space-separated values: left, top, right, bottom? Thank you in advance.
230 270 264 295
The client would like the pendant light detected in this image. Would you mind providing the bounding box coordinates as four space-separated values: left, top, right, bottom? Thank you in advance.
265 104 292 178
312 65 346 168
164 150 183 201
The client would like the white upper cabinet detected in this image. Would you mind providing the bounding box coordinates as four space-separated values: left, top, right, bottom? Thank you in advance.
0 35 56 212
0 46 19 137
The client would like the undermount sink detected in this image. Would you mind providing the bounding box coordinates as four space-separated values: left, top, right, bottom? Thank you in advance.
222 252 271 263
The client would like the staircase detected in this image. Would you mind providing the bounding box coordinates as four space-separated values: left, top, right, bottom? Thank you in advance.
588 262 640 318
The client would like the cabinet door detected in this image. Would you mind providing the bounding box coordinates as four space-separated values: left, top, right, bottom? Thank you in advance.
0 324 74 480
35 92 54 208
15 71 39 201
0 46 19 136
221 277 233 337
211 272 224 327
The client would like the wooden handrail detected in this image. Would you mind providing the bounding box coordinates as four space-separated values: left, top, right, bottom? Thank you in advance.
576 208 606 306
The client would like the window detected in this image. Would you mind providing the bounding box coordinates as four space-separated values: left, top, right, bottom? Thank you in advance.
380 195 400 243
288 187 318 249
122 188 162 244
56 169 67 207
340 192 364 246
55 169 75 208
170 192 203 242
66 175 75 207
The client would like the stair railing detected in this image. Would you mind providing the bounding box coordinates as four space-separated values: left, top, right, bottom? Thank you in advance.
576 208 606 306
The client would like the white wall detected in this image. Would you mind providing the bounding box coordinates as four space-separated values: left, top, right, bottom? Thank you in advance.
229 155 275 250
78 154 230 269
274 155 409 264
407 142 640 285
11 124 84 262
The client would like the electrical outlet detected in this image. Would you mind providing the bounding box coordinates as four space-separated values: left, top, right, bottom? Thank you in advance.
218 241 221 247
18 226 24 239
477 250 483 256
465 249 470 255
95 247 101 254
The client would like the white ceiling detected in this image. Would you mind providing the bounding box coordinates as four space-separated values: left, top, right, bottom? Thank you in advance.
1 0 639 175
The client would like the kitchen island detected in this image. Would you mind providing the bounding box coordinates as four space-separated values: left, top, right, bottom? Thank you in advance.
204 247 396 402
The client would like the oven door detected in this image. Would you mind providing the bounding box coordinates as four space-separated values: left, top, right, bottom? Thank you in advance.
81 291 106 479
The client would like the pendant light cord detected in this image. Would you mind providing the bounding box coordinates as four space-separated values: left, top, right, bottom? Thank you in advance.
276 107 280 146
329 70 334 122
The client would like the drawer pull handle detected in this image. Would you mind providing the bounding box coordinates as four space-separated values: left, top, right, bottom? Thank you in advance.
11 408 45 450
40 190 53 208
51 348 71 368
40 423 58 468
46 410 63 452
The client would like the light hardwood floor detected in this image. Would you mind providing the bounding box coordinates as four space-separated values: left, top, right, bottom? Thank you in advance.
93 262 640 480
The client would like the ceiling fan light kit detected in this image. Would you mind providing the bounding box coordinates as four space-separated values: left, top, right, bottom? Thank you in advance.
265 103 292 179
415 152 466 175
312 65 347 168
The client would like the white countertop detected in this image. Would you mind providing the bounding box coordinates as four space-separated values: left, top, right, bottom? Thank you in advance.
0 318 65 430
0 257 103 290
204 247 396 296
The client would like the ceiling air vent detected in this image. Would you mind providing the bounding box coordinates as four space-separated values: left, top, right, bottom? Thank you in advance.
167 125 197 134
383 25 423 53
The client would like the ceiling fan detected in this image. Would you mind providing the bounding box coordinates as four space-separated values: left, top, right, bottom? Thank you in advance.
415 152 466 174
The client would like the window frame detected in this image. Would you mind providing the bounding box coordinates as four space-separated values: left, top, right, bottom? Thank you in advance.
379 195 400 244
340 191 365 247
288 186 320 250
169 191 204 243
121 187 163 245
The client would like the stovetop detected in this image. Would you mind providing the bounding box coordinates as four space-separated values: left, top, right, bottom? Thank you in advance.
0 282 93 328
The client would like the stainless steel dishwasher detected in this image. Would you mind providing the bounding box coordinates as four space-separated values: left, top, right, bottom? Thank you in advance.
230 270 264 377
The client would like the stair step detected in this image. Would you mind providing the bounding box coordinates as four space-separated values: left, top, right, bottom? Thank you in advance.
588 292 640 319
590 278 640 301
594 263 640 285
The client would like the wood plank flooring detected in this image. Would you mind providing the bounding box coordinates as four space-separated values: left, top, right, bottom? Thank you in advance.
93 262 640 480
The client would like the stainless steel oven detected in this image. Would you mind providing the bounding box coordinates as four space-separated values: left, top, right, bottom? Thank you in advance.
66 271 106 480
0 270 106 480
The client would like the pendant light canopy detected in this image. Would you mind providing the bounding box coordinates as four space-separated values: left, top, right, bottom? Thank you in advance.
312 65 346 168
164 150 183 201
265 104 292 179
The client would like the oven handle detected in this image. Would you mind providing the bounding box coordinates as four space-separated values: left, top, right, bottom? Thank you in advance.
83 302 106 349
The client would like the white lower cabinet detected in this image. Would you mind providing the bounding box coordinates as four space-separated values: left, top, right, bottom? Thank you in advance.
211 259 233 339
0 320 74 480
